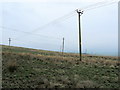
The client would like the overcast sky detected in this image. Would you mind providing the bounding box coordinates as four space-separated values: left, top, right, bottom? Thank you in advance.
0 0 119 56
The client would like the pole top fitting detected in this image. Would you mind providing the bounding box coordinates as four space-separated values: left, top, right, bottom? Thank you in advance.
76 9 84 16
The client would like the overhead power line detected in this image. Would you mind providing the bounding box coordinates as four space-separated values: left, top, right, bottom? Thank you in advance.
30 11 76 33
81 0 118 11
26 0 118 33
0 26 61 40
14 11 76 39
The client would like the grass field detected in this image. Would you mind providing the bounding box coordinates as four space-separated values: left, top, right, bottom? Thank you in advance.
1 45 119 88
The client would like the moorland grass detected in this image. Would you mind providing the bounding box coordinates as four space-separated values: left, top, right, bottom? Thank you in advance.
2 45 119 88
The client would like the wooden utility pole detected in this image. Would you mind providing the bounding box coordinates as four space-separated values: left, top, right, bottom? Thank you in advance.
9 38 11 46
77 9 83 61
62 37 64 54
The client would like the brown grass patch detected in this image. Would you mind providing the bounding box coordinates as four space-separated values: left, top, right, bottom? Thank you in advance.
7 59 18 72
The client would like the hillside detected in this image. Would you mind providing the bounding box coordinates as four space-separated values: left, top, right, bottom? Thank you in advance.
2 45 119 88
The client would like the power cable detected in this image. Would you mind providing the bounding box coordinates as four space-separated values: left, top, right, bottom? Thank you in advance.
81 0 118 11
22 0 118 34
14 10 76 39
0 26 61 40
30 11 76 33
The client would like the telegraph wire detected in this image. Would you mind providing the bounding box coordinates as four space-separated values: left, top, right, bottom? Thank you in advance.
28 10 76 33
81 0 118 11
81 0 112 10
0 26 61 40
85 1 118 11
23 0 118 33
14 11 76 39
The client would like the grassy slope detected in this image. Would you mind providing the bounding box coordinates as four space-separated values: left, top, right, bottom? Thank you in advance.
2 45 119 88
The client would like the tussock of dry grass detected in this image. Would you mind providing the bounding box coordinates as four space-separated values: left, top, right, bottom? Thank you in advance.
7 59 18 72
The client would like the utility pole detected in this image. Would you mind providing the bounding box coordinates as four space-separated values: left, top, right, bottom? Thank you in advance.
9 38 11 46
77 9 83 61
62 37 64 54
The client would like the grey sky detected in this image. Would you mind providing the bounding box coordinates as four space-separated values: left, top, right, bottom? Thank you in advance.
0 0 119 56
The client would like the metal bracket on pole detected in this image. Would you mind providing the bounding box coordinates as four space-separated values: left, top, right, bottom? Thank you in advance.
76 9 84 16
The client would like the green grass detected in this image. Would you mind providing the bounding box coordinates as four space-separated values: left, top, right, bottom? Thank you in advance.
2 45 119 88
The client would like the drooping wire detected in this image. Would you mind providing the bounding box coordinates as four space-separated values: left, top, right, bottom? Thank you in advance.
14 10 76 39
20 0 118 34
81 0 112 10
81 0 118 11
0 26 61 40
27 10 76 33
85 1 118 11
